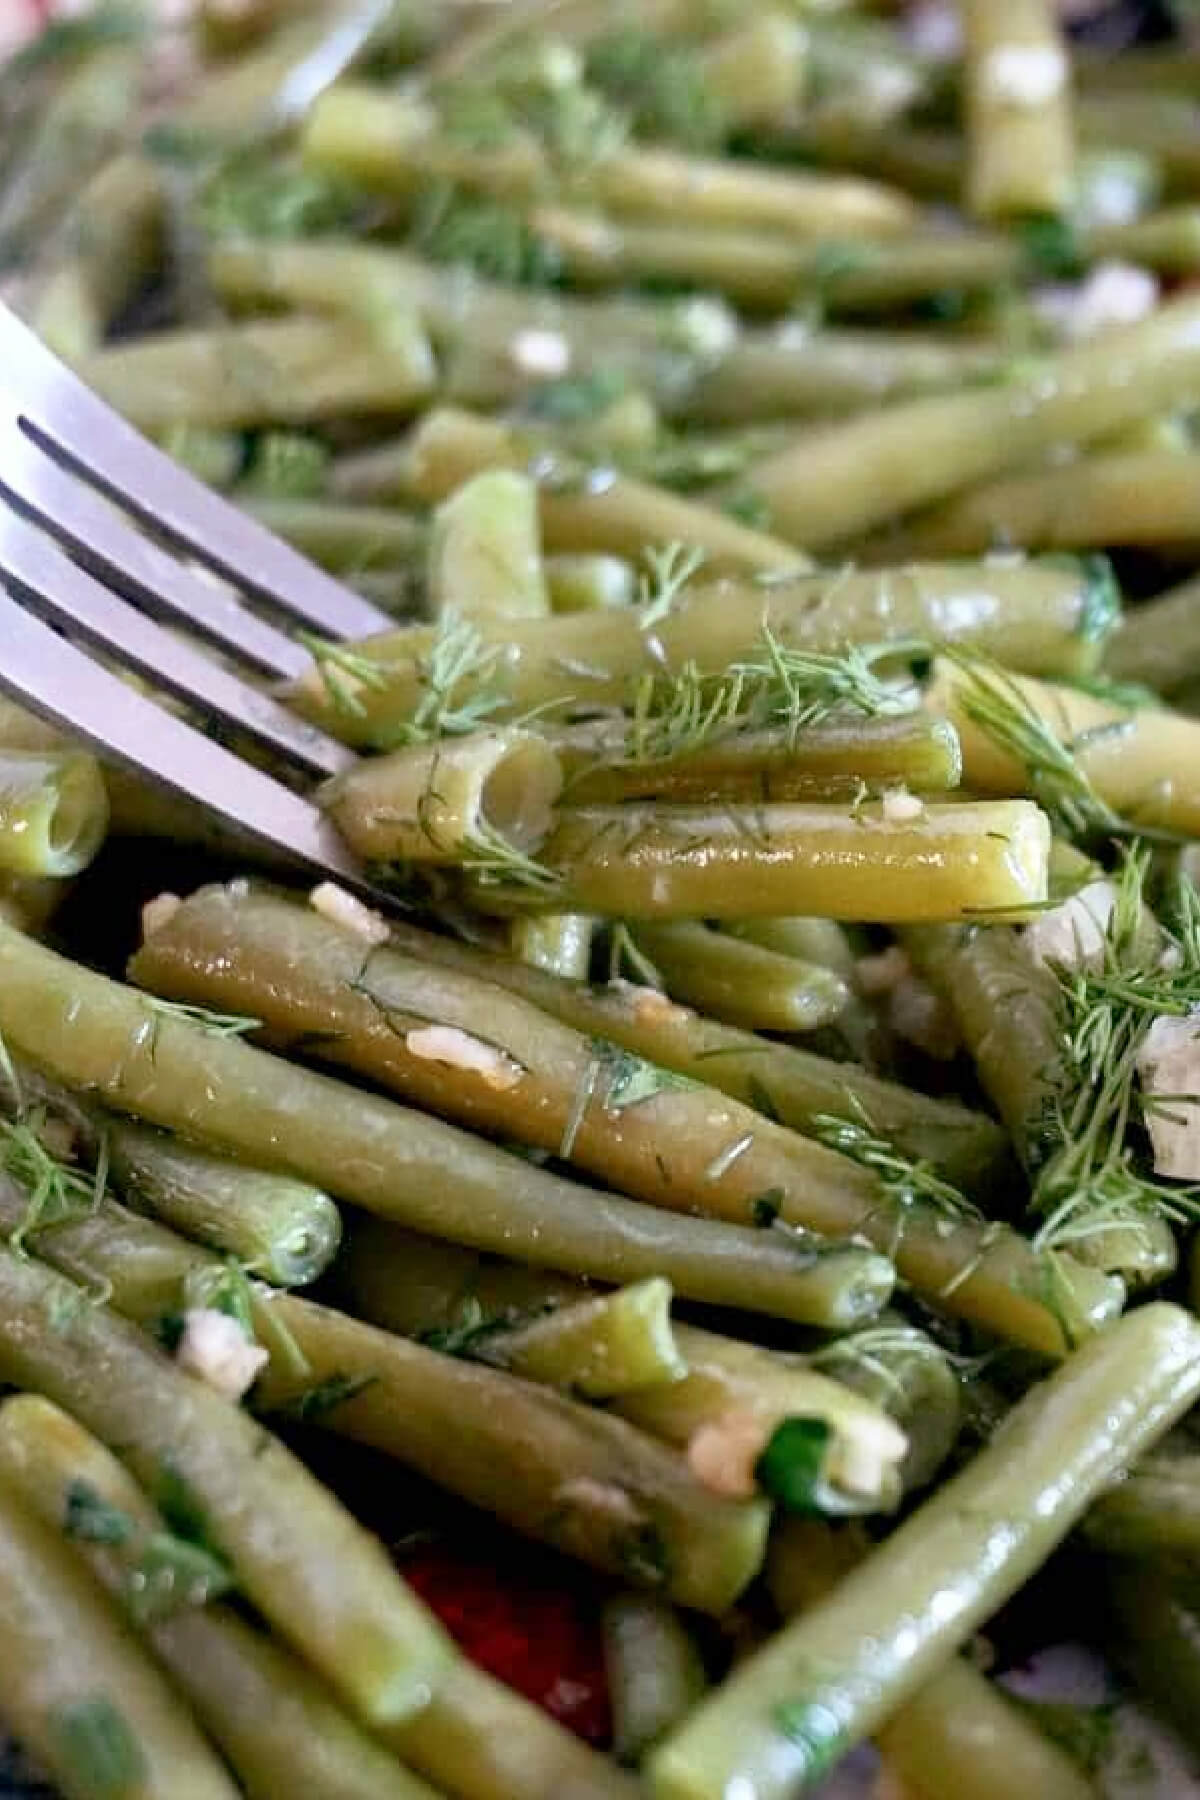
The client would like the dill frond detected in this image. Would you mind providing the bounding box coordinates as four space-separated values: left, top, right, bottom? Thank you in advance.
382 610 508 748
637 541 706 626
812 1101 983 1225
0 1114 99 1254
142 997 261 1039
297 633 391 721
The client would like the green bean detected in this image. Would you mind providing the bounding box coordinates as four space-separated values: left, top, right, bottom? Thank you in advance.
766 1519 1098 1800
903 923 1062 1172
133 882 1118 1351
926 657 1200 838
1089 1445 1200 1564
724 916 881 1063
1101 1559 1200 1758
1108 572 1200 696
629 922 851 1034
0 917 859 1328
130 883 894 1326
0 1246 453 1731
398 1657 638 1800
699 13 807 127
32 153 163 363
876 452 1200 558
0 1396 441 1800
399 406 802 575
319 729 563 865
478 1277 685 1397
144 881 1012 1194
620 1324 909 1516
748 295 1200 549
681 329 1008 423
557 715 963 808
106 1120 342 1287
303 82 916 240
651 1303 1200 1800
546 552 636 612
0 748 108 879
429 469 550 622
509 912 595 980
0 42 142 266
0 874 71 936
960 0 1074 221
603 1593 708 1767
236 499 425 574
79 314 436 432
807 1320 963 1495
288 558 1112 747
472 798 1051 923
255 1290 769 1614
0 1470 240 1800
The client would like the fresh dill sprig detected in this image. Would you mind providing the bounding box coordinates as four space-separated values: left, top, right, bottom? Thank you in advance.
607 921 665 988
381 610 508 748
637 541 706 626
458 817 562 894
1028 847 1200 1252
0 1113 102 1255
297 633 391 721
622 624 919 765
586 29 727 152
408 181 562 287
946 653 1129 842
142 997 261 1040
812 1098 982 1226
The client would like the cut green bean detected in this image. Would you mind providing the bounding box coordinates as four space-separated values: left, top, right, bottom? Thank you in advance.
877 451 1200 558
603 1593 708 1767
0 748 108 878
319 730 563 865
557 715 964 807
651 1303 1200 1800
255 1291 769 1614
401 406 802 575
546 552 636 612
0 916 861 1327
237 499 425 574
926 657 1200 838
509 912 595 981
0 1396 440 1800
106 1120 342 1287
429 469 550 622
470 798 1052 923
0 1246 453 1732
1085 1446 1200 1560
628 922 851 1034
960 0 1074 221
1101 1560 1200 1759
1108 571 1200 696
0 1468 240 1800
748 296 1200 550
478 1277 685 1398
288 558 1112 747
303 81 916 239
766 1520 1097 1800
79 315 436 432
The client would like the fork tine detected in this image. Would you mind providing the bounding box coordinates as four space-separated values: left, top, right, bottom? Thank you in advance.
0 504 355 781
0 418 308 682
0 589 367 887
0 305 395 643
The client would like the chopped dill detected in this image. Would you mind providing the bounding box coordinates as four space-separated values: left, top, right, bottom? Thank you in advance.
275 1371 376 1422
586 29 727 152
812 1098 982 1225
297 633 391 721
0 1113 104 1255
637 541 706 626
606 921 665 988
378 610 507 747
458 817 562 895
560 1039 699 1157
409 181 562 286
142 997 262 1040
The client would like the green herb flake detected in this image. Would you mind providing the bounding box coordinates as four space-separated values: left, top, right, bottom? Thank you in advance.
49 1697 146 1800
64 1481 133 1548
755 1417 833 1514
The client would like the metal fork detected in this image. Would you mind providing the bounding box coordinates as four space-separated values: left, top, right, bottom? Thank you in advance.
0 301 396 895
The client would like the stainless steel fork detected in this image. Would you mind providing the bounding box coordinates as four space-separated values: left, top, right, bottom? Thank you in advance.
0 302 395 893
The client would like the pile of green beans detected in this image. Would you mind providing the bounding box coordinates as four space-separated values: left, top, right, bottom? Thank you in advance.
12 2 1200 1796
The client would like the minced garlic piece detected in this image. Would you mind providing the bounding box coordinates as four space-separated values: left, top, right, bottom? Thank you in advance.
142 893 182 940
176 1308 268 1402
687 1412 768 1500
405 1025 523 1091
1137 1011 1200 1180
309 882 390 946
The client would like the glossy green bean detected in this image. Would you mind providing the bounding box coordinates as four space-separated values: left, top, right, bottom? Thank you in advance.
289 558 1111 747
0 1247 453 1732
960 0 1074 220
0 1396 440 1800
237 499 425 574
508 912 595 980
0 917 854 1328
480 1277 684 1397
106 1120 342 1287
748 296 1200 549
0 748 108 878
651 1304 1200 1800
629 922 851 1034
603 1593 708 1767
429 469 550 622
